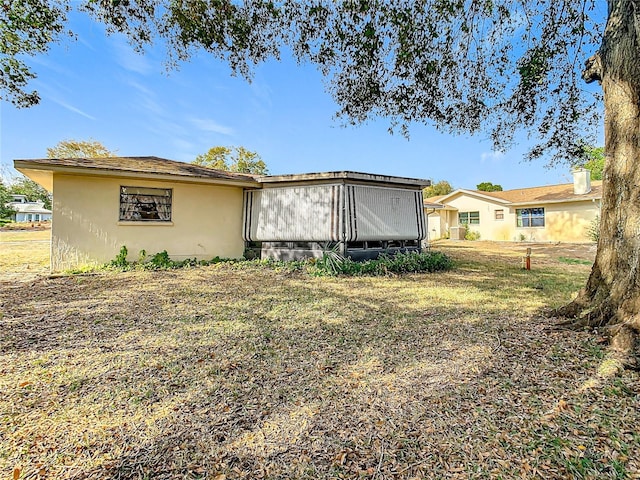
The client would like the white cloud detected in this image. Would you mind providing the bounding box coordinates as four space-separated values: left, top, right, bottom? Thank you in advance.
189 117 235 136
113 41 153 75
127 79 155 97
480 151 505 164
50 98 96 120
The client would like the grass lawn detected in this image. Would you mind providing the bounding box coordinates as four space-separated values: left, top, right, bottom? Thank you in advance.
1 241 638 479
0 228 50 276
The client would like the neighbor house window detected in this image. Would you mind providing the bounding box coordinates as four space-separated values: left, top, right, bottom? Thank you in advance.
495 209 504 220
459 211 480 225
119 186 172 222
516 207 545 227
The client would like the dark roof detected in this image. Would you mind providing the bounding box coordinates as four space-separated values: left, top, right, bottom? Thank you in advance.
15 157 431 189
14 156 259 183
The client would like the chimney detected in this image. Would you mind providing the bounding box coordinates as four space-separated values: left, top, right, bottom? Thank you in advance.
572 168 591 194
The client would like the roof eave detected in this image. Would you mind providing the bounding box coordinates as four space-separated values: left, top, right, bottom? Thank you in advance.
511 196 601 207
437 189 512 205
14 160 260 188
257 171 430 188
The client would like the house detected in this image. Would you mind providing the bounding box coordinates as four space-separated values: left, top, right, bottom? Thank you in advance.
425 169 601 243
13 156 430 271
7 194 53 223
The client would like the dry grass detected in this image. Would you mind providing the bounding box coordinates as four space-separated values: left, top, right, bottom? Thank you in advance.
0 229 50 276
1 240 639 479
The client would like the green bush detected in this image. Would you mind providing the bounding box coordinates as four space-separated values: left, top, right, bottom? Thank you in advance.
465 229 481 241
311 250 453 276
103 246 453 277
105 247 231 272
149 250 172 269
109 246 130 269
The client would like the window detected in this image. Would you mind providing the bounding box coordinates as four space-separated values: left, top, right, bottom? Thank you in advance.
459 211 480 225
495 209 504 220
516 207 545 227
119 186 172 222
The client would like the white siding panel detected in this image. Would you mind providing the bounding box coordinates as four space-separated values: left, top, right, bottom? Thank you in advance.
245 185 342 241
349 186 424 241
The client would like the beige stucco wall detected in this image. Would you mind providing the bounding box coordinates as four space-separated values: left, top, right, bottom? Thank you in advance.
51 174 245 271
425 194 599 242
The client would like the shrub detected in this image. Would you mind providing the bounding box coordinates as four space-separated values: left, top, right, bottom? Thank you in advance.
109 246 130 270
311 250 453 276
465 229 481 241
149 250 173 269
104 247 453 277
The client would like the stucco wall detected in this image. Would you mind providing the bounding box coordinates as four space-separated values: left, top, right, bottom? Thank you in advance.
426 194 599 242
51 174 245 271
521 201 599 242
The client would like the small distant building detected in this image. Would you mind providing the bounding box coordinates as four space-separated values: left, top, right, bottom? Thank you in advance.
7 194 52 223
424 169 601 243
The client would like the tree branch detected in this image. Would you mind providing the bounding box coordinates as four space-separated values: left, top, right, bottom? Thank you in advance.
582 53 603 83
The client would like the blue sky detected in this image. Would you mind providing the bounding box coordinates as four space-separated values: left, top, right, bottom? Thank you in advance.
1 11 603 190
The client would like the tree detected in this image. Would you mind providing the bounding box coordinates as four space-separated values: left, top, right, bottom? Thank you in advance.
0 180 16 220
193 146 268 175
4 2 640 367
476 182 503 192
46 139 117 158
576 145 605 181
423 180 453 198
193 146 232 171
9 177 52 209
0 1 69 107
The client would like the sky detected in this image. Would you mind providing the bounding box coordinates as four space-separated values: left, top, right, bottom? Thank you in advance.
1 11 604 191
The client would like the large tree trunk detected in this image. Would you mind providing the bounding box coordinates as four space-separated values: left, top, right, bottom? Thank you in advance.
555 0 640 368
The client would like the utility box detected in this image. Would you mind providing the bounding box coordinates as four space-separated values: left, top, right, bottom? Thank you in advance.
450 226 466 240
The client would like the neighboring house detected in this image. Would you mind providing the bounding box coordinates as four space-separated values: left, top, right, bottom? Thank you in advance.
14 157 430 271
7 194 52 222
425 169 601 243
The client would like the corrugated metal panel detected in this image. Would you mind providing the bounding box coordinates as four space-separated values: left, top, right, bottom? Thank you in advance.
348 186 425 241
244 185 343 241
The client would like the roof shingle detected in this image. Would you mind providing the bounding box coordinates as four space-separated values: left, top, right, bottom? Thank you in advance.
14 156 260 183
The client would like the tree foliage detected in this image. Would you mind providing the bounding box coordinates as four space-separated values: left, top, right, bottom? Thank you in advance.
193 146 268 175
3 1 604 164
46 139 117 158
8 177 52 209
1 0 70 107
576 145 605 180
476 182 503 192
0 180 16 219
423 180 453 198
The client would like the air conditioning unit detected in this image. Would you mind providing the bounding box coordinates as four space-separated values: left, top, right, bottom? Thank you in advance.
450 226 467 240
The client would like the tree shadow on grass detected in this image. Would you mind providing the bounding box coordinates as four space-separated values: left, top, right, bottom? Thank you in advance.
2 265 634 479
